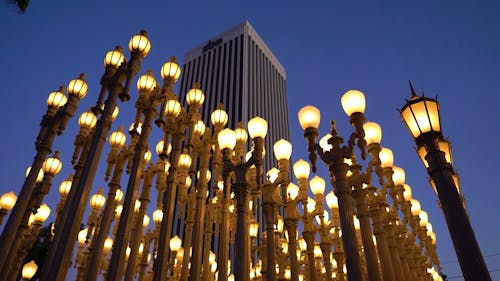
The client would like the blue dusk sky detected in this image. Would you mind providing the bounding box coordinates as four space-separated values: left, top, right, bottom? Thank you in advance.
1 1 499 280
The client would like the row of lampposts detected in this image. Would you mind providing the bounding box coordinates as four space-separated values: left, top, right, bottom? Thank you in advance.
0 30 490 281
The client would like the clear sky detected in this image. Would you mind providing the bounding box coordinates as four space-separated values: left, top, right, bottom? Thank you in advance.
1 1 499 280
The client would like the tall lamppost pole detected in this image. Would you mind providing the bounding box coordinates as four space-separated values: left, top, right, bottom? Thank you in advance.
40 30 150 281
217 116 267 281
400 83 491 281
0 75 86 270
298 89 369 281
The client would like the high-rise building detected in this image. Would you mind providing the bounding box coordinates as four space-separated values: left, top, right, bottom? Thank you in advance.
179 20 290 171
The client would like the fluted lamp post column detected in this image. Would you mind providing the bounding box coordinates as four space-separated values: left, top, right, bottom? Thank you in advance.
218 116 267 281
298 90 368 281
0 75 87 271
400 84 491 281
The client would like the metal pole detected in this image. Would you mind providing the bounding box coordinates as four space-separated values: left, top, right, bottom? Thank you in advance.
424 140 491 281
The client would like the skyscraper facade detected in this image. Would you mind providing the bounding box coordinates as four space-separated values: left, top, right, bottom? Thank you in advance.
179 20 290 171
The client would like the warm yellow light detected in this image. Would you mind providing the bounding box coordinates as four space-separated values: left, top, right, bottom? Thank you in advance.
391 166 405 186
430 232 437 245
319 133 333 152
0 192 17 210
153 209 163 224
58 178 72 197
353 216 361 230
218 128 237 150
163 100 182 117
341 90 366 116
363 121 382 145
67 74 88 99
266 167 279 183
186 85 205 106
298 237 307 252
273 139 292 160
306 197 316 213
286 183 300 200
403 184 412 201
419 211 428 227
33 204 51 223
178 152 192 169
129 31 151 56
298 105 321 130
129 122 143 135
78 228 88 245
410 199 421 216
293 159 310 180
78 111 97 129
46 90 67 109
90 189 106 210
379 147 394 168
115 205 123 219
197 170 211 182
136 70 157 92
22 260 38 280
143 214 150 228
114 188 123 202
104 47 125 68
276 216 284 233
161 58 181 82
42 152 62 175
248 116 268 139
310 175 326 196
143 149 152 163
211 106 229 128
193 120 206 136
235 127 248 143
326 191 338 210
109 129 127 148
170 235 182 252
249 222 259 238
155 140 172 156
103 237 113 253
184 176 192 189
400 95 441 139
26 166 44 183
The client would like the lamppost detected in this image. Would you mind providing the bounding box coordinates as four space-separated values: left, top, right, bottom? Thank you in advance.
297 90 369 281
217 117 267 281
400 83 491 281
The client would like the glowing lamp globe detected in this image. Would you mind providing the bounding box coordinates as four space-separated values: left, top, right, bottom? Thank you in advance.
310 175 326 195
379 147 394 168
137 70 157 92
273 139 292 161
161 57 181 82
170 235 182 252
211 106 228 128
104 47 125 68
341 90 366 116
163 100 181 118
298 105 320 130
78 111 97 130
67 74 88 99
218 128 237 150
186 85 205 106
0 192 17 211
248 116 268 139
293 159 310 180
286 183 300 200
22 260 38 280
46 90 67 109
129 30 151 56
363 121 382 145
42 152 62 175
392 166 405 186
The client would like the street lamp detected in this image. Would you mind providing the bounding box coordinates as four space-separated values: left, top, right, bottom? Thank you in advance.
400 83 491 281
